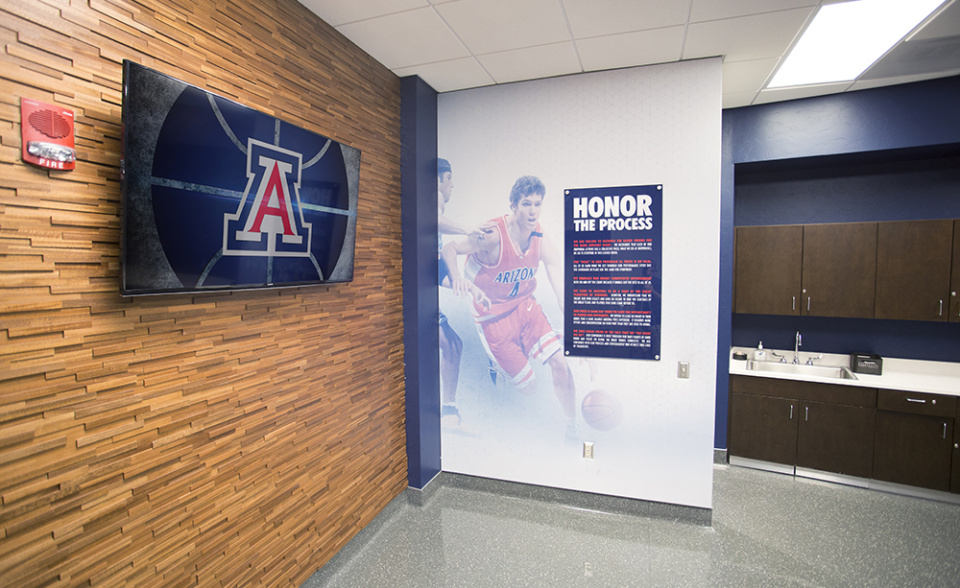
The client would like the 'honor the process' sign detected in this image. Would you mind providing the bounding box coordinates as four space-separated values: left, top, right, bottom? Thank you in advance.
564 185 662 360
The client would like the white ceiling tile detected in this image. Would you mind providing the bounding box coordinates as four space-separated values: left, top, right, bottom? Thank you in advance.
721 58 779 94
297 0 428 27
753 81 851 104
477 42 582 84
849 69 960 91
561 0 689 38
335 8 470 69
576 27 684 72
436 0 570 55
909 0 960 41
393 58 496 93
722 91 759 109
689 0 817 23
683 8 813 62
862 35 960 80
299 0 955 105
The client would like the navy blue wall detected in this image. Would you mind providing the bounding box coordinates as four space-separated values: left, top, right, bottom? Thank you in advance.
717 75 960 450
727 77 960 163
734 148 960 227
732 315 960 362
400 76 441 488
716 115 736 453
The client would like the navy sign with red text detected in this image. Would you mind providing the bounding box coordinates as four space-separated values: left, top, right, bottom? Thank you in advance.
563 185 662 360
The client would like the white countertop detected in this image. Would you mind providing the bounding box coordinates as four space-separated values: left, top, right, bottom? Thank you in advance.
729 347 960 398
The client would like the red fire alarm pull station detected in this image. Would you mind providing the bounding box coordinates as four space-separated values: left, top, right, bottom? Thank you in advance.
21 97 76 171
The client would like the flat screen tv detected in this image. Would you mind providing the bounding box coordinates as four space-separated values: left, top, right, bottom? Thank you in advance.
120 60 359 296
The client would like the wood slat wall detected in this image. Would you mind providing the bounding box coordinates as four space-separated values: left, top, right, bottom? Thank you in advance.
0 0 406 586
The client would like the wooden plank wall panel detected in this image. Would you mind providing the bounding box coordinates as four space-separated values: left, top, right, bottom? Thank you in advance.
0 0 406 586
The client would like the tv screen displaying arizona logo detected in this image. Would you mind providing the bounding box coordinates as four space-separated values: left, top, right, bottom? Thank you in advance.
120 61 359 295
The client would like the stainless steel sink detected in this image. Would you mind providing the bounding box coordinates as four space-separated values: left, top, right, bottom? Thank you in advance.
746 360 858 380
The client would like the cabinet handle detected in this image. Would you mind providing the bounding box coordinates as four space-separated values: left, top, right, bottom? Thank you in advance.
805 406 809 422
906 398 927 404
939 300 943 317
944 422 948 440
789 405 794 420
792 296 796 311
807 297 811 312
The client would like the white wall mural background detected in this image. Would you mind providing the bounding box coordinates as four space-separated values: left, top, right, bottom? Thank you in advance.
438 59 721 509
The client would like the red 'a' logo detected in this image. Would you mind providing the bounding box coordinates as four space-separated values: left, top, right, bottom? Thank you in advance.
224 139 312 257
245 159 299 239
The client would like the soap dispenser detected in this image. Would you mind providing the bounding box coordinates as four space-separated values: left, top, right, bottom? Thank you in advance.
754 341 766 362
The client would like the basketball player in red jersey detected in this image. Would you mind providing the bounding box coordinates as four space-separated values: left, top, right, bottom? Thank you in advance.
441 176 578 440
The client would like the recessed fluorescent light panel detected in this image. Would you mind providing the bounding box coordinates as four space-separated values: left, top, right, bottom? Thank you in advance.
769 0 948 88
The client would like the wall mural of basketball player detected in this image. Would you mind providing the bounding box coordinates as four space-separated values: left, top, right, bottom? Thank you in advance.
437 62 720 509
441 175 580 442
437 158 490 431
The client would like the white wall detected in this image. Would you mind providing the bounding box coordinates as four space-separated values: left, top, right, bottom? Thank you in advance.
438 59 721 509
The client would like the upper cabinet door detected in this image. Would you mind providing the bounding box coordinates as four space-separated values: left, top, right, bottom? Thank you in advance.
801 223 877 318
875 219 954 321
951 220 960 322
734 225 802 315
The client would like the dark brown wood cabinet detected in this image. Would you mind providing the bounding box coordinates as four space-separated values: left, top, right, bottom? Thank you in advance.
874 412 953 491
796 401 875 478
734 222 877 318
801 223 877 318
952 402 960 494
951 220 960 323
729 392 798 465
735 219 960 322
730 377 960 494
875 219 954 321
734 225 802 315
729 376 876 478
873 389 955 491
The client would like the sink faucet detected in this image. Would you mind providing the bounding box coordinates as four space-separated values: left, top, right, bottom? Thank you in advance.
793 331 802 364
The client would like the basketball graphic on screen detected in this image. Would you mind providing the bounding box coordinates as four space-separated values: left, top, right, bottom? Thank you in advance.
120 61 359 295
149 85 350 289
581 390 623 431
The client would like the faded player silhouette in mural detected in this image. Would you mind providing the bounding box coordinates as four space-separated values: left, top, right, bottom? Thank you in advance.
441 175 579 441
437 158 490 430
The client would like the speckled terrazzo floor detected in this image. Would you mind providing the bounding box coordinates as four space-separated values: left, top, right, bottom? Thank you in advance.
301 465 960 587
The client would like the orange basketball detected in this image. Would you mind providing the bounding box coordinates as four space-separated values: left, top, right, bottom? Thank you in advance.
581 390 623 431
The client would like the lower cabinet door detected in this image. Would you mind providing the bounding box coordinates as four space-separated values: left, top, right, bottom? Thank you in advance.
873 411 953 491
952 442 960 494
796 402 875 479
729 392 798 466
951 417 960 494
